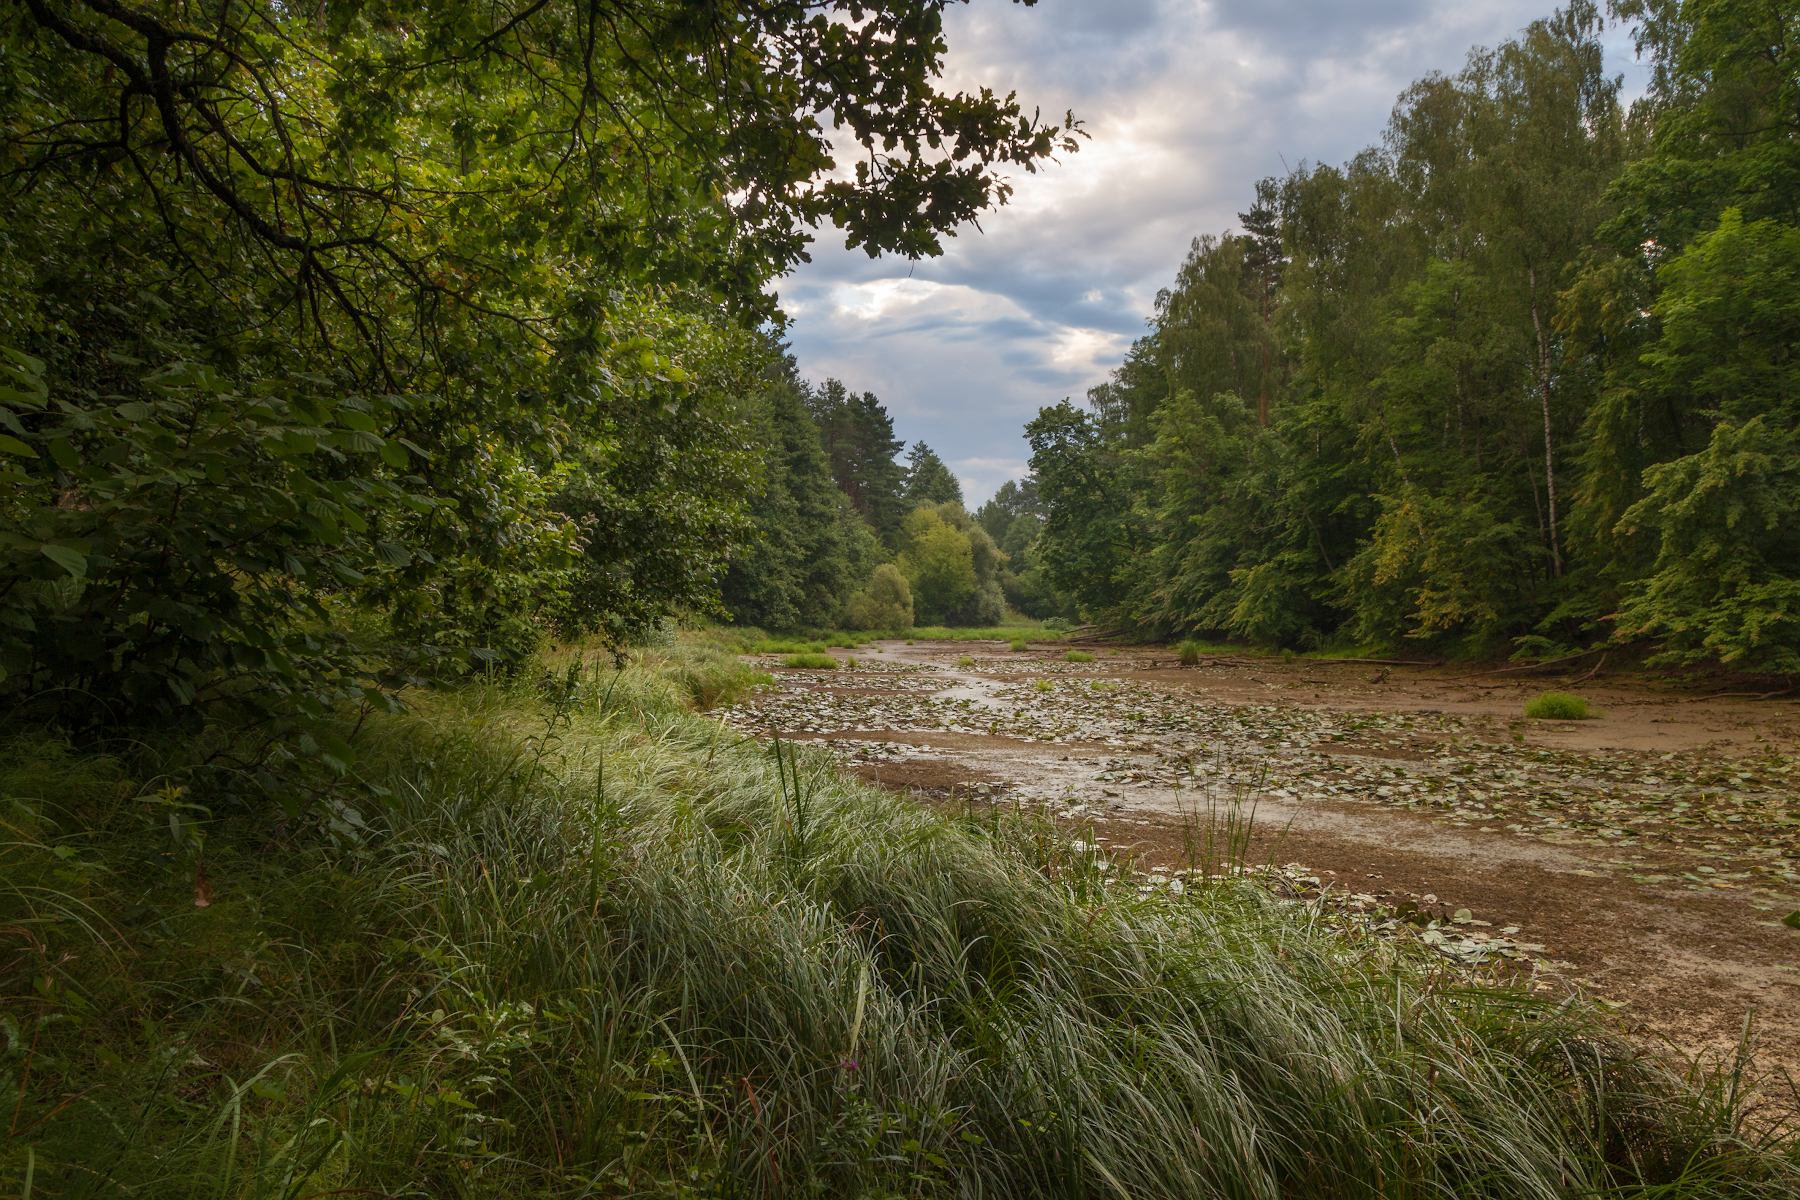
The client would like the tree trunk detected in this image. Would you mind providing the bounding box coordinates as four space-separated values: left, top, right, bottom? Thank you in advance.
1528 265 1562 578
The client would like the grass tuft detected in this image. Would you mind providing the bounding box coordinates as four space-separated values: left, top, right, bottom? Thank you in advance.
783 652 838 670
1065 650 1094 662
1525 690 1595 719
1177 639 1203 666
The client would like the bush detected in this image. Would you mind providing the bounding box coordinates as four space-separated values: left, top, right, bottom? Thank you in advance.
1177 639 1203 666
784 653 838 670
1010 638 1029 651
842 563 915 630
1525 691 1594 720
1065 650 1094 662
958 656 974 666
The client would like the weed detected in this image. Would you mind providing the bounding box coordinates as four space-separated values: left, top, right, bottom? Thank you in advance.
1177 640 1202 666
1010 638 1028 652
1064 650 1094 663
957 656 974 667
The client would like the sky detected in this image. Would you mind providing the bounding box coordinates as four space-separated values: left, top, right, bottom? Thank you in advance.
777 0 1650 506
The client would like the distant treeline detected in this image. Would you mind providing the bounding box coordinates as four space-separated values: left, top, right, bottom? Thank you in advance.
721 374 1074 629
1030 0 1799 670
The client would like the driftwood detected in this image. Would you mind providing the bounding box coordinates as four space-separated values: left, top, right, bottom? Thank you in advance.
1681 685 1797 703
1439 647 1607 682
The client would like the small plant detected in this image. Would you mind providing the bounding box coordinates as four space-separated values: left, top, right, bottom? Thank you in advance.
958 655 974 666
784 653 838 670
1010 638 1028 652
844 656 857 669
1065 650 1094 662
1033 678 1053 693
1524 691 1594 720
1177 640 1202 666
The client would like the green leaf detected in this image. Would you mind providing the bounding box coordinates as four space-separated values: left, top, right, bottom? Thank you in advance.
0 434 34 457
39 544 87 579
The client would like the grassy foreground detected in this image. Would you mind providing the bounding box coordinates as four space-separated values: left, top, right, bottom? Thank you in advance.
2 646 1796 1198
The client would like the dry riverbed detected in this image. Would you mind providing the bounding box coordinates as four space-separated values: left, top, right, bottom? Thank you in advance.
720 638 1800 1078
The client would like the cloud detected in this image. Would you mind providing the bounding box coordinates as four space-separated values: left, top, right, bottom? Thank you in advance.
781 0 1651 505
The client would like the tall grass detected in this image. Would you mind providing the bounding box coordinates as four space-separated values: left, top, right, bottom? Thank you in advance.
1 651 1795 1197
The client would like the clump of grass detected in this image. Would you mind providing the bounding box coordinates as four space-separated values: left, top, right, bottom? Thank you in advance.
1064 650 1094 663
783 652 838 670
1177 639 1203 666
1525 690 1595 719
957 655 974 666
1033 678 1053 692
1009 638 1028 652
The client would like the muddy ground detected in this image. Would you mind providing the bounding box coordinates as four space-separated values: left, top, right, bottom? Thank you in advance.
719 638 1800 1082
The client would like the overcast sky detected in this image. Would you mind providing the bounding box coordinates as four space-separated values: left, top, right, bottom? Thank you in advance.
777 0 1648 506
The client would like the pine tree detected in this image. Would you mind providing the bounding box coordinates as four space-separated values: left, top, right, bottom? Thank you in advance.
903 442 964 505
805 380 909 545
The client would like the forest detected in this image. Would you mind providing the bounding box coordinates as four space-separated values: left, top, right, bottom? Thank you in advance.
3 0 1800 1197
1028 0 1800 672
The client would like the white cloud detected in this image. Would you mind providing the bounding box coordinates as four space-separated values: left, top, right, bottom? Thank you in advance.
781 0 1652 506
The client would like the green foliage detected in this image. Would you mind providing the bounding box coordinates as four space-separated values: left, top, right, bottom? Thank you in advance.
0 348 428 747
1524 691 1594 719
895 503 1007 625
1010 638 1029 652
721 382 877 630
903 441 964 505
976 477 1078 619
808 380 911 547
1177 640 1203 666
1064 650 1095 662
783 652 839 670
0 0 1074 762
842 563 916 631
1026 2 1800 672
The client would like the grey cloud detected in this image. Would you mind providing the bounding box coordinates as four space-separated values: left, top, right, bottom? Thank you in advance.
784 1 1640 505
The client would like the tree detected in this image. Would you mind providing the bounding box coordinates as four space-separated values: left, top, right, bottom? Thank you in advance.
807 380 910 545
718 383 876 630
976 477 1041 543
843 563 915 630
904 442 964 505
0 0 1075 741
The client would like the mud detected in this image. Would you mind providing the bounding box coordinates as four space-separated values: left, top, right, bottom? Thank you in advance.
722 639 1800 1077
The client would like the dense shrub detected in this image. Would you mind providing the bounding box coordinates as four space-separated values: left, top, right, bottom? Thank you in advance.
842 563 915 630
